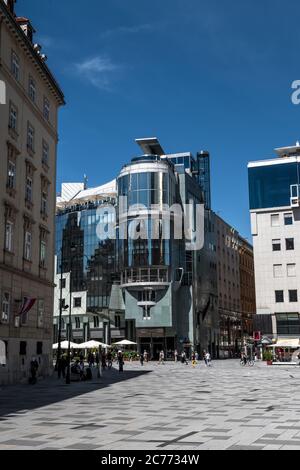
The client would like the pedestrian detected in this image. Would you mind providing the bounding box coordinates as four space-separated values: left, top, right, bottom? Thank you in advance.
191 351 196 367
117 350 124 372
59 355 67 378
95 352 100 367
195 352 199 361
101 351 107 370
205 351 211 367
181 351 188 365
140 352 144 366
203 350 207 366
29 357 39 384
79 359 85 381
143 350 148 363
174 350 178 362
159 350 165 364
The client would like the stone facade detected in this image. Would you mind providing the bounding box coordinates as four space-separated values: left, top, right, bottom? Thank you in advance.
0 0 64 384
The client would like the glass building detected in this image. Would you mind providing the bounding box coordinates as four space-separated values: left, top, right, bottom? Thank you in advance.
53 184 127 345
116 138 219 359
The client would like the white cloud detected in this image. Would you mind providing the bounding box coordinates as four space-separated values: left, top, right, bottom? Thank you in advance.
75 56 118 90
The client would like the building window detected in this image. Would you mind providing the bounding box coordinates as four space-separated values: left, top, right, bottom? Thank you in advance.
37 342 43 355
7 160 16 189
37 299 44 328
11 51 20 81
276 313 300 335
41 191 47 215
115 315 121 329
284 213 293 226
74 297 82 308
271 214 280 227
43 97 50 121
42 140 49 165
25 177 33 203
27 123 35 152
28 76 36 102
93 316 99 328
40 240 46 268
75 317 81 329
9 102 18 131
275 290 284 303
287 263 296 277
19 341 27 355
24 231 32 261
5 221 13 252
2 292 10 323
289 290 298 303
272 239 281 251
286 238 294 251
273 264 283 278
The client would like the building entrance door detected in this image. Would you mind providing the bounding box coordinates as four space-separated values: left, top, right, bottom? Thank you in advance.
153 340 164 360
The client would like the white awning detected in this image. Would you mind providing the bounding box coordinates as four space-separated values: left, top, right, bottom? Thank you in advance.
267 338 300 348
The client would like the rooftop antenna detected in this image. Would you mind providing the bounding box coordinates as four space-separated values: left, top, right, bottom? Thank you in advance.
84 174 88 189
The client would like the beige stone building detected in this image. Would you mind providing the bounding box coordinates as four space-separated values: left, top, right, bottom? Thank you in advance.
216 215 256 357
0 0 64 384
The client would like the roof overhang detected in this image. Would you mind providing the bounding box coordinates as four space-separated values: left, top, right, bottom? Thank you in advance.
135 137 165 156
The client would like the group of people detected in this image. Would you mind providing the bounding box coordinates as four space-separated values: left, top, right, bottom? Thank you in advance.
71 359 93 381
138 349 212 366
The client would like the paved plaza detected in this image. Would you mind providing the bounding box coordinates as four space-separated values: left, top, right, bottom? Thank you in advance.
1 360 300 450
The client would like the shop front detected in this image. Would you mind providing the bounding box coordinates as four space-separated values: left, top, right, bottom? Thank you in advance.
267 338 300 363
137 328 175 360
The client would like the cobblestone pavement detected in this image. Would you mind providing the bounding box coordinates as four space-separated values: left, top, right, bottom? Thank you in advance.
1 360 300 450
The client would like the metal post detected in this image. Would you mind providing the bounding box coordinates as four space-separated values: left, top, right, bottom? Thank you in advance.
97 345 102 378
56 247 63 377
66 266 72 384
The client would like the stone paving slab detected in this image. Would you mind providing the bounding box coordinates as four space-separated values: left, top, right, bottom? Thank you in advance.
1 360 300 450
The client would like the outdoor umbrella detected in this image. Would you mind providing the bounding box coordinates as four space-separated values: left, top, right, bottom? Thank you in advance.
77 340 110 349
113 340 137 346
52 340 78 350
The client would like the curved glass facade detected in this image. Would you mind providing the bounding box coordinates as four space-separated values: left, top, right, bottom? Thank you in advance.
249 162 299 210
117 165 175 269
118 217 171 268
56 208 116 309
118 171 175 208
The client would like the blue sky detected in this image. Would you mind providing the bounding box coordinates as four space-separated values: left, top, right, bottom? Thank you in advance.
20 0 300 238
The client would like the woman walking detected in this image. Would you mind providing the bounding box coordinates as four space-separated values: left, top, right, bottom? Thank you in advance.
117 350 124 373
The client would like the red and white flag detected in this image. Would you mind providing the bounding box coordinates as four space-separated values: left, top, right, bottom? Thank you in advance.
17 297 36 317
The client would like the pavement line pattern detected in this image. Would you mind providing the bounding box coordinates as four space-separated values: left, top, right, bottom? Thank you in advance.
0 360 300 450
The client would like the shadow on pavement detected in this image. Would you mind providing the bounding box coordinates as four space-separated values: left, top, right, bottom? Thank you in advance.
0 368 151 418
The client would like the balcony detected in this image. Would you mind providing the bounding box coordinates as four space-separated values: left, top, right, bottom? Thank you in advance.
121 268 170 289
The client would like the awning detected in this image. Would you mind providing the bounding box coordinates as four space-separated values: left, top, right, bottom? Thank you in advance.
267 338 300 348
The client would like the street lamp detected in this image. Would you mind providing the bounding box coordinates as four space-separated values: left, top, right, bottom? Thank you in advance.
65 248 90 384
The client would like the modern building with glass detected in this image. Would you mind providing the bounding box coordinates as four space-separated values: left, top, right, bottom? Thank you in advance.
116 138 219 359
248 142 300 344
53 181 127 346
53 137 255 360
